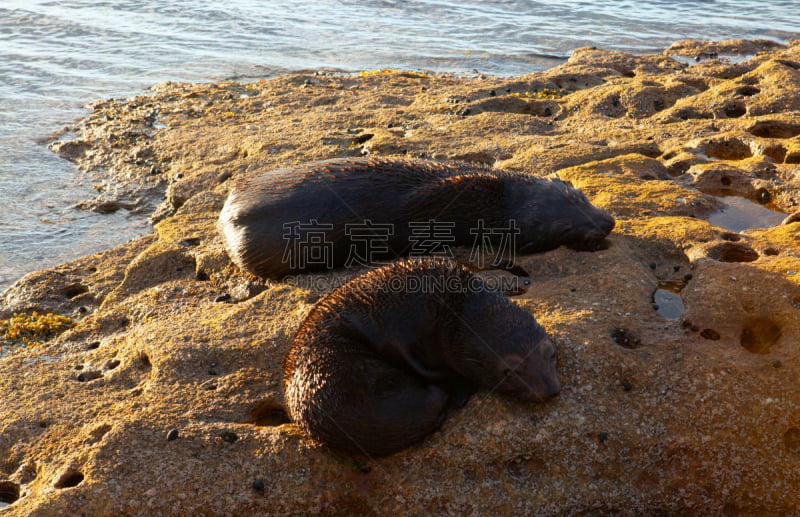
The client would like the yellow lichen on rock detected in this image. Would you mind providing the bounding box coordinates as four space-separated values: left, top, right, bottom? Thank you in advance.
0 312 73 348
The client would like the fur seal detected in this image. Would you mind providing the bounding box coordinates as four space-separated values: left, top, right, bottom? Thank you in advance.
283 257 560 457
218 157 615 278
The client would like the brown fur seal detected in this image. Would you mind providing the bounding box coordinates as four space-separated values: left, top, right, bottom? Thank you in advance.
218 157 615 278
283 257 560 457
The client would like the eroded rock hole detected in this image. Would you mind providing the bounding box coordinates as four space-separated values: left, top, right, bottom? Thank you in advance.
137 352 151 369
54 471 84 489
762 144 786 163
740 317 781 354
700 329 720 340
219 431 238 443
754 188 771 204
0 481 20 506
202 380 218 390
352 133 374 145
667 160 691 176
720 232 740 242
734 85 760 97
610 328 640 348
704 138 752 160
786 151 800 164
249 400 291 426
179 237 201 247
707 242 759 263
784 427 800 452
674 107 711 121
63 284 88 299
747 120 800 139
76 370 102 382
723 101 746 118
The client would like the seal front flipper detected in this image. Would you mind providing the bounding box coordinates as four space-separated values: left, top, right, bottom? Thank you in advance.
439 374 475 410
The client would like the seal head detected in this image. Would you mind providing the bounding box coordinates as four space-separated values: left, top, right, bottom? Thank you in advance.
506 176 615 253
449 285 561 402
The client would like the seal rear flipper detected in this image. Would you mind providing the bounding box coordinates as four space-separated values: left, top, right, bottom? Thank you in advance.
300 359 450 457
464 258 530 278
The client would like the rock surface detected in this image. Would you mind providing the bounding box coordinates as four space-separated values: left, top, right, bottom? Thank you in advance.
2 39 800 515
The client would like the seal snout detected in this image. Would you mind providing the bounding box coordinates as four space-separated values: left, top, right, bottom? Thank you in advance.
520 361 561 402
499 336 561 402
599 211 616 234
513 374 560 403
538 376 561 401
567 211 615 251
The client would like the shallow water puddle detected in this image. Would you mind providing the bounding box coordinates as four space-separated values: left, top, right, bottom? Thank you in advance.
670 53 756 66
705 196 785 232
653 288 685 319
653 279 688 319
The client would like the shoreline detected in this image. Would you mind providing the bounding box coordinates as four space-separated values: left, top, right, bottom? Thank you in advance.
2 35 799 292
2 38 800 514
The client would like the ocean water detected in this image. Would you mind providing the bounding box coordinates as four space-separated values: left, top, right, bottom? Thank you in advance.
1 0 798 290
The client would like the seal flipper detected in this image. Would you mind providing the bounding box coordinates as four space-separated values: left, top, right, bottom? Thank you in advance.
339 312 450 382
484 258 530 278
297 353 450 457
442 374 475 409
404 340 451 381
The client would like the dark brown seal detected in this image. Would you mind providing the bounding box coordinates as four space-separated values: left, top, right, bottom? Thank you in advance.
283 257 560 457
218 157 615 278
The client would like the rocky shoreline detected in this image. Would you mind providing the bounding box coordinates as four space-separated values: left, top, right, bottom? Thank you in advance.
2 39 800 515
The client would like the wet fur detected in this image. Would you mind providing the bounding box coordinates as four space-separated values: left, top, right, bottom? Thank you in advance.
219 157 615 278
283 257 560 457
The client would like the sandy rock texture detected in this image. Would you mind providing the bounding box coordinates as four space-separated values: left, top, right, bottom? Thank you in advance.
2 39 800 515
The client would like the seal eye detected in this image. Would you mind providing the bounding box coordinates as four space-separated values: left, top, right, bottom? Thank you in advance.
502 368 513 378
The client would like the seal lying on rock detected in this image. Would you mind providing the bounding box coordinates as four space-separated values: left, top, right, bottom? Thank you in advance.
218 157 615 278
283 257 560 457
